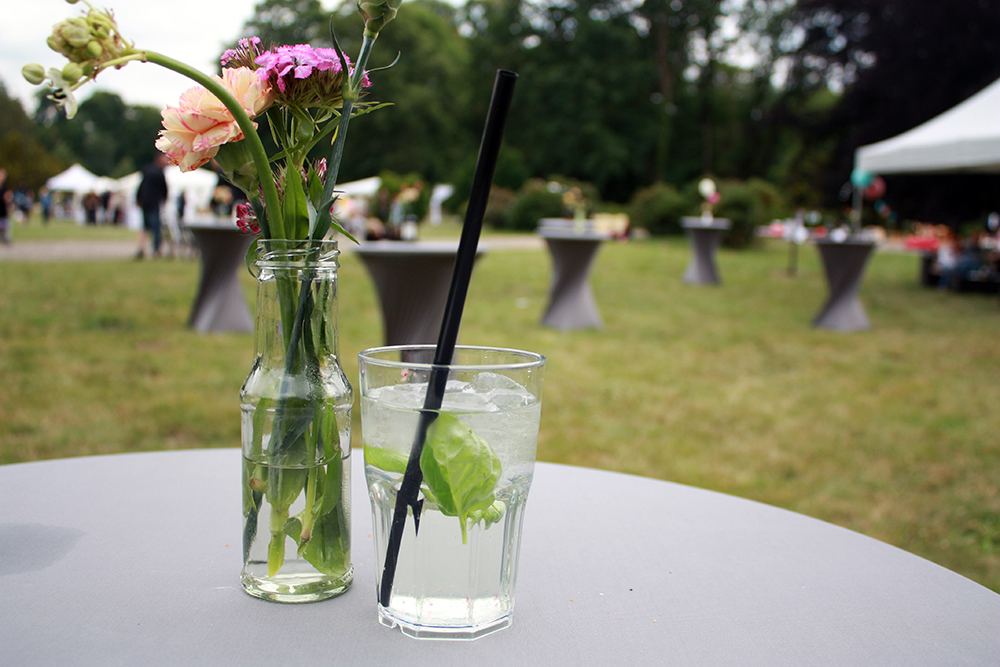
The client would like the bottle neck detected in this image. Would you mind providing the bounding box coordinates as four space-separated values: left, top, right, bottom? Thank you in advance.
253 243 342 372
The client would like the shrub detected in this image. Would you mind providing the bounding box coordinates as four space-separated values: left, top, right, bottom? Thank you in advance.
627 182 693 235
715 178 787 249
482 186 518 230
501 180 566 231
376 170 430 222
444 147 531 216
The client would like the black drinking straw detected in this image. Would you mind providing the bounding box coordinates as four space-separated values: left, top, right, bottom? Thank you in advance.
378 70 519 607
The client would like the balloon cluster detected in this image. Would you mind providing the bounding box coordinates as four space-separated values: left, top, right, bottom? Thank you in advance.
850 169 896 223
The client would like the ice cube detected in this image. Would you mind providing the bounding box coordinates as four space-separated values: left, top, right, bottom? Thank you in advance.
440 386 496 412
470 372 535 409
369 382 427 409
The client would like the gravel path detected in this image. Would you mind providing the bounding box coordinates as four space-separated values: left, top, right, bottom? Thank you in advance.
0 235 544 263
0 239 139 262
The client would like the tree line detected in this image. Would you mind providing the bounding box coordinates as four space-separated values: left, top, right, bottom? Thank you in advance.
3 0 999 231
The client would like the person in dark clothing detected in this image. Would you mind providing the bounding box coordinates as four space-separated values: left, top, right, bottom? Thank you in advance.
0 169 11 244
135 154 169 258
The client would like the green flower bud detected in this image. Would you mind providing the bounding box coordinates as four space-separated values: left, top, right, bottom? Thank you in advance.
62 62 84 84
22 64 47 85
59 21 91 48
47 33 68 55
85 40 102 58
66 0 81 4
358 0 402 39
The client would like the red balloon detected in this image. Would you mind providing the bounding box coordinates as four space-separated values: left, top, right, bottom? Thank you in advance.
863 176 886 201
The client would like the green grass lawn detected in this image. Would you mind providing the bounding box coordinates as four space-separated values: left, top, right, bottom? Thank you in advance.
1 220 998 594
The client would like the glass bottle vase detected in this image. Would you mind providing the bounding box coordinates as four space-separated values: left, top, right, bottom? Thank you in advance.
240 239 353 602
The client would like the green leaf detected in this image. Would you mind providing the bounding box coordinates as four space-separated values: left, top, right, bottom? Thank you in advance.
317 400 344 517
318 454 343 515
282 166 310 240
310 196 360 244
468 499 506 530
299 502 350 576
248 394 272 459
244 238 260 278
420 413 502 543
306 162 325 208
273 409 315 464
364 445 409 474
267 465 308 512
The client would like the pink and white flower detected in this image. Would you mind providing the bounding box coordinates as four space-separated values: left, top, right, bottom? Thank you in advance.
155 67 274 172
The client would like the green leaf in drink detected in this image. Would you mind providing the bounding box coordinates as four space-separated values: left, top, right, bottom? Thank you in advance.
420 413 502 544
364 445 409 474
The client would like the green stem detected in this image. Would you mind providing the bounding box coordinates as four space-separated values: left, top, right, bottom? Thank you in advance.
300 428 321 544
268 504 289 578
320 34 379 213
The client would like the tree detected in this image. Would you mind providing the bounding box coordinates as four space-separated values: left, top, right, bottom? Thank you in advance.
335 0 474 184
241 0 332 47
34 91 163 178
238 0 474 184
636 0 726 180
778 0 1000 224
0 82 66 191
461 0 663 201
461 0 797 202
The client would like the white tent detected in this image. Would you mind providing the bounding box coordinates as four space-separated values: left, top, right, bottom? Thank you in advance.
45 164 103 223
855 78 1000 174
336 176 381 197
46 164 100 193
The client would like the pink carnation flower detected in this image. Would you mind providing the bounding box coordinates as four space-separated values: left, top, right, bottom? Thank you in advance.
155 67 274 172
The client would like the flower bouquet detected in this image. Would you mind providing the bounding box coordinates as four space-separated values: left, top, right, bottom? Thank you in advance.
26 0 401 601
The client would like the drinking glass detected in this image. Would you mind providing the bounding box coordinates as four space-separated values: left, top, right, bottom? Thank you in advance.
359 345 545 639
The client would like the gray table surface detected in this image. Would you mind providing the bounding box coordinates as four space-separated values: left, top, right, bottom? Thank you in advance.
2 449 997 666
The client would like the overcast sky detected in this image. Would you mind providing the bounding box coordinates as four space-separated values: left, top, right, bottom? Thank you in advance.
1 0 297 112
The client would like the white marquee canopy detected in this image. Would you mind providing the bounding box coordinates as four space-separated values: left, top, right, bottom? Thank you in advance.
854 78 1000 175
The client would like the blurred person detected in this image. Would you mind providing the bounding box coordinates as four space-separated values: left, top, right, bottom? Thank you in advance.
0 169 11 243
935 229 959 290
176 191 186 224
100 191 112 224
39 186 53 224
107 191 124 225
83 191 100 225
13 181 33 224
135 154 169 258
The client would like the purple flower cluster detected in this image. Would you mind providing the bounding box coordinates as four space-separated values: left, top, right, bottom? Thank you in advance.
255 45 351 93
236 42 370 109
220 37 265 70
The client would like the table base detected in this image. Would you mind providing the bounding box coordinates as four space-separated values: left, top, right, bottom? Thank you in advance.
813 240 875 331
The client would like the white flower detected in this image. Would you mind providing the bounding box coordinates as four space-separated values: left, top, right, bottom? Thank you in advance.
44 68 79 118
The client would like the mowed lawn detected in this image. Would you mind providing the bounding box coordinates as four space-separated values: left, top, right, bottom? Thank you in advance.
1 222 998 594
